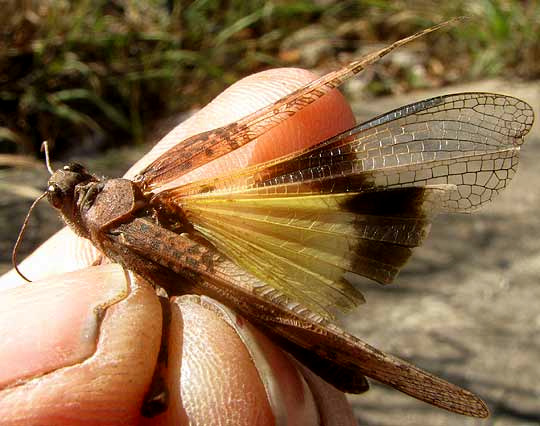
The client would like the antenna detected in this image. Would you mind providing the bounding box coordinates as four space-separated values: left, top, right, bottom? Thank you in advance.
13 142 56 282
41 141 54 175
12 192 47 282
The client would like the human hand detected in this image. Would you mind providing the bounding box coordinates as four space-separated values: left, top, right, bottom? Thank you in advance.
0 68 358 425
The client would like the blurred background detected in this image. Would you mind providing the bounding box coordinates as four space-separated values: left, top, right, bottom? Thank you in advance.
2 0 539 159
1 1 539 425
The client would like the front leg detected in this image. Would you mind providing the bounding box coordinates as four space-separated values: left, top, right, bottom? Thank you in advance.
75 181 105 212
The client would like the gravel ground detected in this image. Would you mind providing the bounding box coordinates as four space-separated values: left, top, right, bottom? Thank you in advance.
1 79 538 425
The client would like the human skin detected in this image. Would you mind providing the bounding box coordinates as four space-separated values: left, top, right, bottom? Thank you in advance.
0 68 358 425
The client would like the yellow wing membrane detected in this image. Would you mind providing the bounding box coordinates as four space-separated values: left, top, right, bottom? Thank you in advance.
178 186 452 318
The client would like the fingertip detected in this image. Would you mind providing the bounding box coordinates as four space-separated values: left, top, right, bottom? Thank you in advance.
164 296 321 426
246 68 356 164
163 296 273 426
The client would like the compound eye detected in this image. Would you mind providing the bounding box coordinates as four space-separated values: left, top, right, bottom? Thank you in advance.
47 184 64 209
63 163 85 173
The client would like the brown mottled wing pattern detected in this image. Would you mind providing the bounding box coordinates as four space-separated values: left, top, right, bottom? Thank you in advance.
137 18 463 192
107 216 488 416
149 93 533 318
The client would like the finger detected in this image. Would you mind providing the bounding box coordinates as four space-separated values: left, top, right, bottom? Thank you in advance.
151 296 321 426
0 265 162 425
2 68 354 288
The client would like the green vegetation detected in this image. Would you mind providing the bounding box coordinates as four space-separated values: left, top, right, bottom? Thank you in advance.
1 0 538 158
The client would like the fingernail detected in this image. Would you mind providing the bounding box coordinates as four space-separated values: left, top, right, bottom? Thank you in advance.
0 264 129 389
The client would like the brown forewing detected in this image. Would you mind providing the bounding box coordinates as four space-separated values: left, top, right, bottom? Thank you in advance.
104 216 489 417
